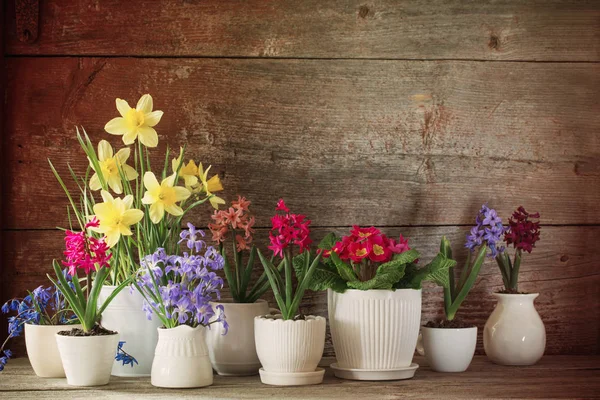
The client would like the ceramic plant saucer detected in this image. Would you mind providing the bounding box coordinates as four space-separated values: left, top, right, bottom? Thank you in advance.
259 367 325 386
330 363 419 381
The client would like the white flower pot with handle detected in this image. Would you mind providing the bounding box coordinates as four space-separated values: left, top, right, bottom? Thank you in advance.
254 315 326 386
98 285 162 376
328 288 421 374
484 293 546 365
205 300 269 376
416 326 477 372
151 325 213 388
25 323 81 378
55 331 119 386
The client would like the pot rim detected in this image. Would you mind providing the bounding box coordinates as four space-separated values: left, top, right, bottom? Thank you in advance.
209 299 268 306
421 326 478 332
157 324 204 331
255 315 325 323
25 322 81 327
329 288 422 294
492 292 539 298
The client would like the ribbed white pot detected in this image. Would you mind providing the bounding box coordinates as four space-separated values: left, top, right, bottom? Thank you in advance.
98 285 161 376
205 300 269 376
25 323 80 378
484 293 546 365
254 315 326 373
56 331 119 386
151 325 213 388
328 288 422 370
417 327 477 372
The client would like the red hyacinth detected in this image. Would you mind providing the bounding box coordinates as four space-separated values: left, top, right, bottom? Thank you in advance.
504 206 541 253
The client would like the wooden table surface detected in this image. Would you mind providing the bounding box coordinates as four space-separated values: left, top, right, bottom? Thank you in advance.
0 356 598 399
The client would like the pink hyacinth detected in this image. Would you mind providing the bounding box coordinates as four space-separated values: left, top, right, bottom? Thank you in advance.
268 199 312 258
62 218 112 276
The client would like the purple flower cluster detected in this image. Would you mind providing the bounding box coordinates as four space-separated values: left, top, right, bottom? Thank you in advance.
465 204 506 257
136 225 228 333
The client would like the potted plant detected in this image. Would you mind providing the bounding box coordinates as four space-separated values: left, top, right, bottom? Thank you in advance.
47 218 132 386
49 93 224 376
255 199 326 386
418 205 505 372
133 225 227 389
484 206 545 365
1 281 79 376
307 226 455 381
205 196 276 376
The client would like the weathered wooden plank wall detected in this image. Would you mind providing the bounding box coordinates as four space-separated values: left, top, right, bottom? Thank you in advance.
1 0 599 357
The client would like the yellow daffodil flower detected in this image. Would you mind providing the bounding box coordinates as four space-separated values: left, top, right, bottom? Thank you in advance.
198 163 225 209
89 140 138 194
141 172 191 223
104 94 163 148
91 191 144 247
172 155 199 188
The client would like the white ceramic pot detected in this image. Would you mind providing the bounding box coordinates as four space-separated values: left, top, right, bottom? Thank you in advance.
151 325 213 388
328 288 421 370
484 293 546 365
25 323 80 378
205 300 269 376
417 327 477 372
55 331 119 386
254 315 326 373
98 285 162 376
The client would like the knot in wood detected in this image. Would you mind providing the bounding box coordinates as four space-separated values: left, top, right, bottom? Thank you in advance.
358 5 370 18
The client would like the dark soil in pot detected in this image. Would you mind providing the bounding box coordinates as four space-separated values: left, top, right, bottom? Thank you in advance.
497 288 529 294
425 320 475 329
261 314 308 321
58 325 117 336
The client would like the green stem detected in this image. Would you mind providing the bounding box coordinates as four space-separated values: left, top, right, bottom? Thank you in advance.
510 249 522 291
284 249 293 311
446 245 487 321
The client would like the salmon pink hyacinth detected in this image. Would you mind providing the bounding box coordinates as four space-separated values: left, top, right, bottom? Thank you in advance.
62 218 112 276
209 196 255 252
268 199 312 258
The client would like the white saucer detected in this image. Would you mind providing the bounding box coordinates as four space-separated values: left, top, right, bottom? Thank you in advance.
330 363 419 381
259 367 325 386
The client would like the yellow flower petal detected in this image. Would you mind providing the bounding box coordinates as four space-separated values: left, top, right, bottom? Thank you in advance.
105 230 121 248
121 209 144 226
163 173 177 187
105 117 128 136
144 172 160 192
116 98 131 118
115 147 131 164
209 195 226 210
137 126 158 148
122 194 134 209
144 110 163 127
183 175 199 187
149 202 165 224
141 191 156 205
97 140 113 161
118 224 133 236
100 190 114 203
89 173 101 191
206 175 223 193
136 94 153 114
122 129 138 145
93 202 110 217
164 203 184 217
173 186 191 202
107 175 123 194
122 164 138 180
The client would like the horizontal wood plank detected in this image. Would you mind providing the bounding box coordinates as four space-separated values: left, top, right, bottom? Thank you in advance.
2 226 598 357
1 356 599 399
3 58 600 228
4 1 600 61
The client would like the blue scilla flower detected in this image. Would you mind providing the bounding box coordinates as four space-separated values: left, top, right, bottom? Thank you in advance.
115 342 138 367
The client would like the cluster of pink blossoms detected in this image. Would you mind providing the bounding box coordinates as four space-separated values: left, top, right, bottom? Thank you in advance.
209 196 255 252
268 199 312 258
327 226 411 264
62 218 111 276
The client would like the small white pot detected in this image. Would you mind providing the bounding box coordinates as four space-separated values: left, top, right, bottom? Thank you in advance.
484 293 546 365
328 288 421 370
55 330 119 386
254 315 326 373
25 323 80 378
151 325 213 388
98 285 162 376
417 326 477 372
205 300 269 376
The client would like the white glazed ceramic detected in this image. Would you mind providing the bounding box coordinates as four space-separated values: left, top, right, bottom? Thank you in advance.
55 331 119 386
416 326 477 372
151 325 213 388
259 368 325 386
205 300 269 376
98 285 161 377
25 323 80 378
328 288 421 370
484 293 546 365
330 363 419 381
254 314 326 384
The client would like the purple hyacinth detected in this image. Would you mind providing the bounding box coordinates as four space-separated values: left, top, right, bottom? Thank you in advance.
465 204 506 257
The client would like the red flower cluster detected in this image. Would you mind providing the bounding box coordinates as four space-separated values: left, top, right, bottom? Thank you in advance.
62 218 111 276
504 206 541 253
268 199 312 258
328 226 411 264
209 196 255 251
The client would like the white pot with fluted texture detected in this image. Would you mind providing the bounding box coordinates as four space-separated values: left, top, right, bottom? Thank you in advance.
98 285 161 376
328 288 421 370
151 325 213 388
56 332 119 386
205 300 269 376
417 327 477 372
484 293 546 365
25 323 80 378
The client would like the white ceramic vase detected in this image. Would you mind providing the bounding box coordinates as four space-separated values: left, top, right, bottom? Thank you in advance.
151 325 213 388
25 323 80 378
98 285 161 376
417 327 477 372
484 293 546 365
55 331 119 386
328 288 421 370
205 300 269 376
